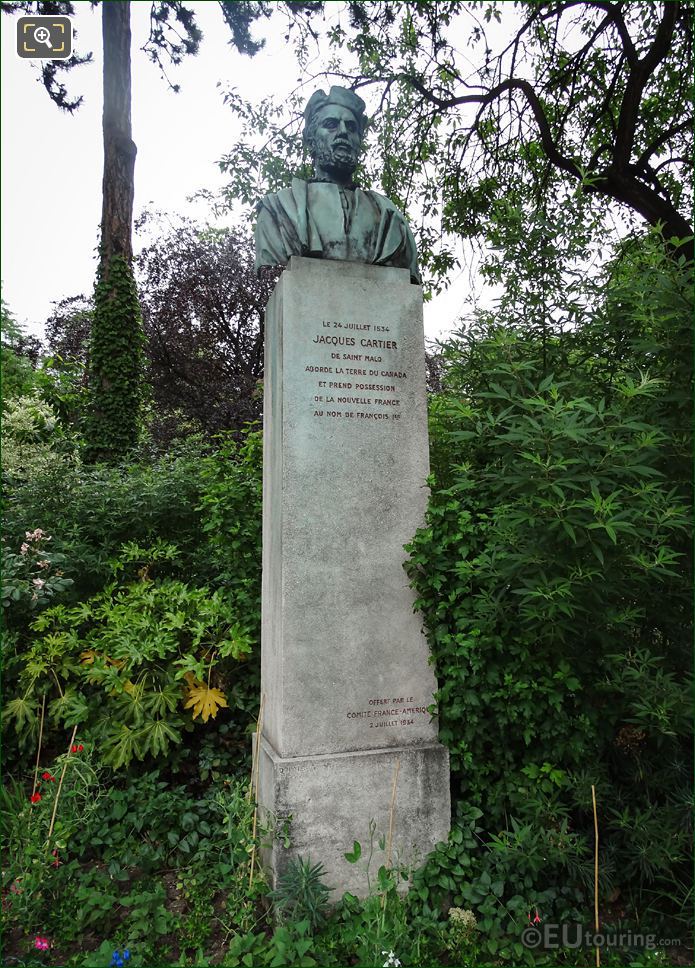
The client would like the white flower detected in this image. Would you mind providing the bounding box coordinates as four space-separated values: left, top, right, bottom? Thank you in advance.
381 952 401 967
448 907 478 932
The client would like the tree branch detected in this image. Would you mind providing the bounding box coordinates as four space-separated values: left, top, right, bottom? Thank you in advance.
613 1 678 170
400 74 582 179
636 119 691 169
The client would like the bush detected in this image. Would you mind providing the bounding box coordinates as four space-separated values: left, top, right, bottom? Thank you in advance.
1 392 79 481
196 427 263 641
3 541 256 770
2 428 264 787
3 428 263 616
3 437 209 608
406 244 692 941
1 767 265 962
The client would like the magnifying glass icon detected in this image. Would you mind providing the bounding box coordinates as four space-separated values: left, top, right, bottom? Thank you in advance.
34 25 53 48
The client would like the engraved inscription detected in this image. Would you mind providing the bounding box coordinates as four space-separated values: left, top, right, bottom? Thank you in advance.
345 694 431 729
304 319 409 421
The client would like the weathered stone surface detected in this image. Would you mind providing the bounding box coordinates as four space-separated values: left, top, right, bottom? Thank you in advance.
262 257 438 758
258 735 450 894
259 256 450 894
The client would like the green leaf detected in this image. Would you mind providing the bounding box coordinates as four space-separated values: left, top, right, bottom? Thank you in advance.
2 696 37 733
343 840 361 863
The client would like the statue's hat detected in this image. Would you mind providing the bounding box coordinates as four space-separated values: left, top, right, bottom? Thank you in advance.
303 86 368 140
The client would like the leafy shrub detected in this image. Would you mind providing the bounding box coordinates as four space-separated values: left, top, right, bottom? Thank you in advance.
1 300 42 403
270 856 333 931
2 427 264 791
3 543 253 768
1 391 78 480
407 247 692 940
1 766 265 961
1 745 104 936
2 437 209 608
2 527 73 616
3 428 264 625
196 427 263 641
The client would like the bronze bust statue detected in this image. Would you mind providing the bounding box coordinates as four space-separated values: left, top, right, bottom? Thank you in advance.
255 86 420 283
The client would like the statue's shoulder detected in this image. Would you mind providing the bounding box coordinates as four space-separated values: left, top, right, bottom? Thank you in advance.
258 179 307 213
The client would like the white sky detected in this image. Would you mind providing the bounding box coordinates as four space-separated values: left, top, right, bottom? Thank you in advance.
1 2 476 345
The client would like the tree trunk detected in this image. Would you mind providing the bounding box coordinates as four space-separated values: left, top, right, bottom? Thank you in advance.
101 0 137 266
85 0 144 462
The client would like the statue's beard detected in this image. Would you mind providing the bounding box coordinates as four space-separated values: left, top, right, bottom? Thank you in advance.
313 140 358 178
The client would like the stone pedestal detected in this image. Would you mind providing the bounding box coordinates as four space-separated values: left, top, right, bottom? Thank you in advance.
259 256 450 896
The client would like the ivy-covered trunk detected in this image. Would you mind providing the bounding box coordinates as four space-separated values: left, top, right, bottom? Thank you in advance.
85 0 144 462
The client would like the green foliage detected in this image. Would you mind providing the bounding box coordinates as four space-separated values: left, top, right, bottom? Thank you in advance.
1 298 40 402
3 437 209 605
4 543 253 768
175 873 215 952
2 527 73 615
196 428 263 642
223 919 318 968
270 856 333 931
445 906 480 965
1 766 266 963
406 239 692 940
85 254 145 462
4 427 264 624
1 748 104 935
35 353 90 435
1 391 79 481
324 873 411 967
410 804 587 965
1 299 88 487
2 426 265 803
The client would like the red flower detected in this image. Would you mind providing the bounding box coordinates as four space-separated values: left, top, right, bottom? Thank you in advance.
30 793 41 804
71 745 78 753
41 772 55 782
78 744 84 752
71 743 85 753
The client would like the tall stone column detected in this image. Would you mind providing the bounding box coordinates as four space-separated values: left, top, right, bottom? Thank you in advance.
259 256 450 895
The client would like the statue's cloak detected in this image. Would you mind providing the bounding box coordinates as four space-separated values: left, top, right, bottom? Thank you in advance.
255 178 420 284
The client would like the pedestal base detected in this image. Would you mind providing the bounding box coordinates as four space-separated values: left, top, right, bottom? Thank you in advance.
258 734 450 896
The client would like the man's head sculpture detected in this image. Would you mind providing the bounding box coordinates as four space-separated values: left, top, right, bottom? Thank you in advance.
303 87 368 186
